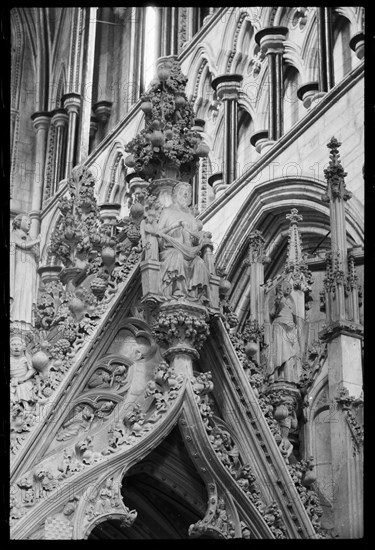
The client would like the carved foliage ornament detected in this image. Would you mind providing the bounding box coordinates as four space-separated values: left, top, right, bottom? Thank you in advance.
125 59 208 181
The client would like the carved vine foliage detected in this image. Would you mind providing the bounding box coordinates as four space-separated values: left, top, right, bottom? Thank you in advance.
335 387 364 456
124 58 209 181
219 310 330 537
10 354 185 530
192 371 288 539
10 166 143 455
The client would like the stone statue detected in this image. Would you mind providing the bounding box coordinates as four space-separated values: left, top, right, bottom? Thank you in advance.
268 281 301 384
156 182 211 302
10 214 40 326
56 405 95 441
140 207 159 261
10 335 36 409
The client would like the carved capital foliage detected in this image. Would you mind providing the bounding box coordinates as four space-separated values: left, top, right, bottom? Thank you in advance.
152 305 210 355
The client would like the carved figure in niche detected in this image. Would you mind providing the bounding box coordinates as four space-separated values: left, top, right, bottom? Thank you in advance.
56 400 116 442
56 405 95 441
10 336 36 409
10 214 40 326
87 369 112 389
140 207 159 261
156 182 211 302
214 498 229 534
268 281 301 384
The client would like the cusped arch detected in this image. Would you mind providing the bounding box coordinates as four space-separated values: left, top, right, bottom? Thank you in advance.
98 140 127 204
283 41 306 82
230 17 254 75
187 44 217 103
216 8 248 75
333 6 362 32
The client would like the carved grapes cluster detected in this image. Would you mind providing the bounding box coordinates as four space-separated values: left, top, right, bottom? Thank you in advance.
152 310 210 350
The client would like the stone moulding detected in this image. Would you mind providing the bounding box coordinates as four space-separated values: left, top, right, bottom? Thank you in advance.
180 383 275 539
201 318 318 539
10 377 188 539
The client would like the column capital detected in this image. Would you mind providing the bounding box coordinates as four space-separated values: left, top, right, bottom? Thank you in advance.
93 100 112 122
51 108 69 128
28 210 42 221
62 92 81 114
208 172 226 197
296 81 326 109
255 25 288 54
31 111 51 132
90 115 99 138
349 31 364 60
211 74 243 100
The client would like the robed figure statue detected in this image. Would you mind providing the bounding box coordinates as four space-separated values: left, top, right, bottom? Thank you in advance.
155 182 211 303
10 214 40 327
267 280 302 384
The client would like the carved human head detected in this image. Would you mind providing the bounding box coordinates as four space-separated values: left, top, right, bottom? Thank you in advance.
10 336 26 356
13 214 31 233
281 280 292 296
172 182 192 208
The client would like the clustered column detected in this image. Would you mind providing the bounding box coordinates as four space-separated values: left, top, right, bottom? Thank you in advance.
62 92 81 179
211 74 243 185
255 26 288 142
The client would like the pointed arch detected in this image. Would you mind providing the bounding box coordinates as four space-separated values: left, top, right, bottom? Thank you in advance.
230 17 254 75
214 177 364 277
186 44 217 102
98 140 127 205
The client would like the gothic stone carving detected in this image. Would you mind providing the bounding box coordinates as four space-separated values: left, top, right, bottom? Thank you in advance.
10 214 40 327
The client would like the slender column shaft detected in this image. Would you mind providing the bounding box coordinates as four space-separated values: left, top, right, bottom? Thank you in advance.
325 7 335 90
268 53 276 140
30 112 51 237
137 8 145 95
63 93 81 178
211 74 243 186
275 51 283 139
77 7 97 164
51 110 69 193
255 26 288 141
317 7 334 92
